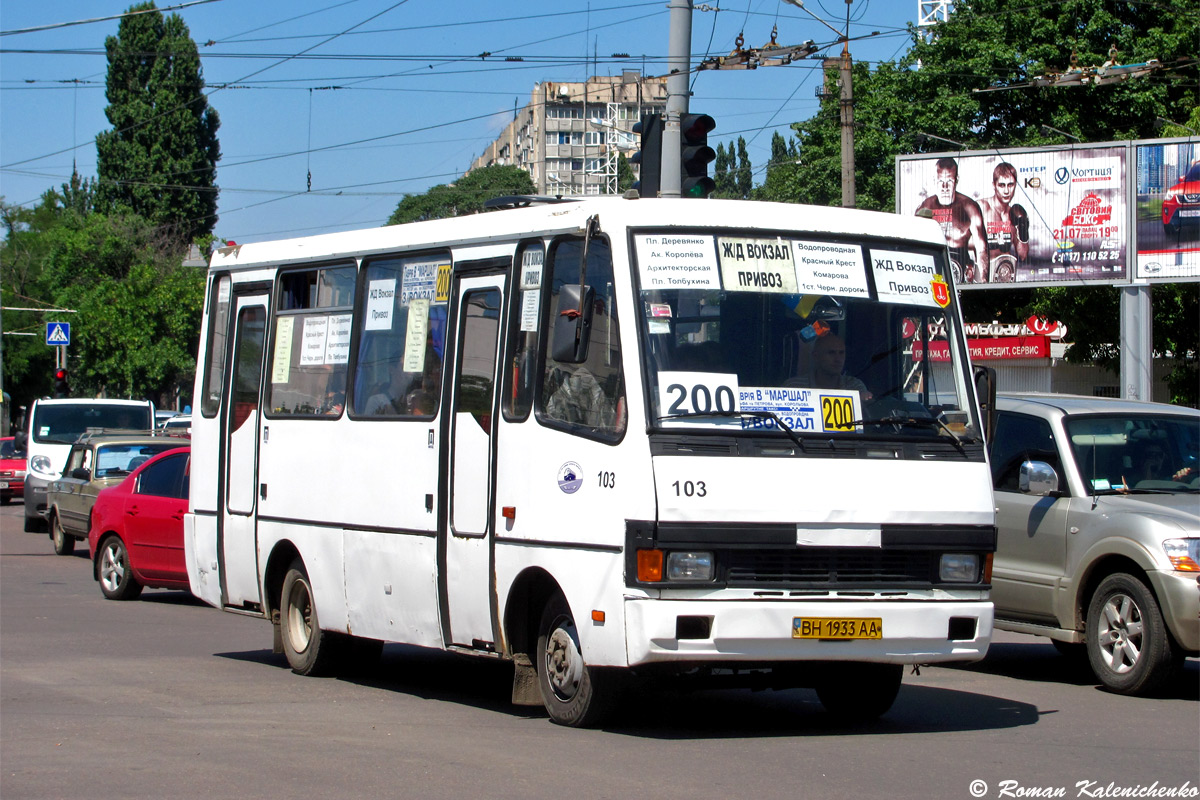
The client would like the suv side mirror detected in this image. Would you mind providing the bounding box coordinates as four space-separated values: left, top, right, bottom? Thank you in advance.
1019 460 1059 496
71 467 91 481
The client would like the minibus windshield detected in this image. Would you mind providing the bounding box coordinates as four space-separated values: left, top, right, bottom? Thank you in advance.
633 231 977 440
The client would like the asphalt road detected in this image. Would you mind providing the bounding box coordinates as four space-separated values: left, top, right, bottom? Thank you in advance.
2 502 1197 800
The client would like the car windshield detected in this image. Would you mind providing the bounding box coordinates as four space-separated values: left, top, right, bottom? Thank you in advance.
1 439 22 458
633 231 977 442
32 404 152 444
1065 414 1200 494
94 443 179 478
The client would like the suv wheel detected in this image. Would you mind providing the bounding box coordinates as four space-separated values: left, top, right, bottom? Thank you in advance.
50 512 75 556
1085 573 1181 695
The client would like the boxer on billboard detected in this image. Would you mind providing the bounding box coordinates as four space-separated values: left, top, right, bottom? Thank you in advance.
915 158 989 284
978 162 1029 282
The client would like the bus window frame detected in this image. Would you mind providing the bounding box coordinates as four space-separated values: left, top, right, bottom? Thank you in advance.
532 232 627 445
264 260 358 421
346 247 454 421
200 272 232 419
501 238 547 423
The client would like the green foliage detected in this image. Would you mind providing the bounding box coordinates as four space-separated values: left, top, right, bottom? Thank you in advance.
95 2 220 245
1 189 204 410
387 164 536 224
617 153 635 194
712 137 753 199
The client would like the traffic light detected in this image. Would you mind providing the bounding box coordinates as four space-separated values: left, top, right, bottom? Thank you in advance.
631 113 662 198
679 113 716 198
53 368 70 398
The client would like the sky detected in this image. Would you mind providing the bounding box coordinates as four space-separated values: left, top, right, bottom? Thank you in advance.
0 0 923 245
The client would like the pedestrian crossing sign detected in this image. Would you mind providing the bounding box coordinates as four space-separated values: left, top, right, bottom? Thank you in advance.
46 322 71 346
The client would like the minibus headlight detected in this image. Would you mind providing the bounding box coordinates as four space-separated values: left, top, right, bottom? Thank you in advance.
666 551 714 581
1162 539 1200 572
29 455 54 476
939 553 979 582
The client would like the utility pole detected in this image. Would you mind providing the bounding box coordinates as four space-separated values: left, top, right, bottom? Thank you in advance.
835 47 855 207
661 0 693 198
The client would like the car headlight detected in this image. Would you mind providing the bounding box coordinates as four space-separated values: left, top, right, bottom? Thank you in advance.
939 553 980 582
666 551 715 581
1163 539 1199 572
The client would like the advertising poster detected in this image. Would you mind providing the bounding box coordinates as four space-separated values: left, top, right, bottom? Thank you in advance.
1134 141 1200 281
897 146 1128 288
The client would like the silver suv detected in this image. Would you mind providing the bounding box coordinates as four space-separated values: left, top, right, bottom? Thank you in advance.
988 393 1198 694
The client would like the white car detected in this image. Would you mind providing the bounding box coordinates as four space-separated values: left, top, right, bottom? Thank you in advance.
988 393 1199 694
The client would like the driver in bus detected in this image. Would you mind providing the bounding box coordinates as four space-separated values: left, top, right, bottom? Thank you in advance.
786 332 873 400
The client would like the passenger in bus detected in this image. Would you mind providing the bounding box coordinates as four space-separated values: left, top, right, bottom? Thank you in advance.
545 366 612 429
785 333 873 399
405 352 441 416
365 359 406 416
321 376 346 416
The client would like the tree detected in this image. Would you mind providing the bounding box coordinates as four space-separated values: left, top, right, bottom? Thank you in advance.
735 137 753 199
616 153 635 194
38 211 205 404
387 164 535 224
95 2 220 245
713 142 736 198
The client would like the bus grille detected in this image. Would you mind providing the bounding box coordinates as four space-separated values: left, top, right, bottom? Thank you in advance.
723 549 937 586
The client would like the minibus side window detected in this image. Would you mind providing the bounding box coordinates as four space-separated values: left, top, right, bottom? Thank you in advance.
502 241 545 421
536 237 626 440
267 264 355 417
201 274 231 418
350 253 449 418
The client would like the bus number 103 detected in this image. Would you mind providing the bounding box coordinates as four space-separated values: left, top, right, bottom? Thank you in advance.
597 471 616 488
672 480 707 497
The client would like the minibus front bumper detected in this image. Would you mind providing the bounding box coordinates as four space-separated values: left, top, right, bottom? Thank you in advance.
623 597 994 666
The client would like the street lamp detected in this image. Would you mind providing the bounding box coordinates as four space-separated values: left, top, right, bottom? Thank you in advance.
1040 125 1081 142
1155 117 1199 136
915 132 969 151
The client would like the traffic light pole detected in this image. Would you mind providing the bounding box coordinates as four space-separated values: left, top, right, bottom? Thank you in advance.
661 0 693 198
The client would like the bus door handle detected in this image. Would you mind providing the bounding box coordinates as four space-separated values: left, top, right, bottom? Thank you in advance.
259 483 267 500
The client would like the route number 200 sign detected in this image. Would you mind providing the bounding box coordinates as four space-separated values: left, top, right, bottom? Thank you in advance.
658 372 861 433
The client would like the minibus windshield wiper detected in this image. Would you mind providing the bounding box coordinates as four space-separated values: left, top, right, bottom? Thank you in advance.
848 414 969 454
658 410 806 451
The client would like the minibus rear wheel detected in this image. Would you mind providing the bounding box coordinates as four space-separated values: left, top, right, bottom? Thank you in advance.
280 558 341 676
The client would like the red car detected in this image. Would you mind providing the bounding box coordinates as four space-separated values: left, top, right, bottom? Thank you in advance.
1162 160 1200 233
87 446 191 601
1 436 27 505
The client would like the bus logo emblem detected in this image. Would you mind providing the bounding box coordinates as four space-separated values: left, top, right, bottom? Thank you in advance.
557 461 583 494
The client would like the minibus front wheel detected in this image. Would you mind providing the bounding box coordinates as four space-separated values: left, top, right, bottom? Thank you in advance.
536 592 615 727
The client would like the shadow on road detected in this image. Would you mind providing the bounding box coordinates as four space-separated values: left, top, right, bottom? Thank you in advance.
216 642 1045 738
948 639 1199 701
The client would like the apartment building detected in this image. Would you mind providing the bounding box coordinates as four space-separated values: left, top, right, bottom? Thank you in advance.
469 70 668 196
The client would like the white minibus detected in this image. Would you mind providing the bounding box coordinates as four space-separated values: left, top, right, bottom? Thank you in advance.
186 196 996 726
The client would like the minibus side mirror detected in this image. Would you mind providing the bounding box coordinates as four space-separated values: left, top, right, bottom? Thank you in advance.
551 284 595 363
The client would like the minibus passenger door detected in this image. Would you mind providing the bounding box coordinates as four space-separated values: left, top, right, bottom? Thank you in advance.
442 274 504 649
220 293 267 610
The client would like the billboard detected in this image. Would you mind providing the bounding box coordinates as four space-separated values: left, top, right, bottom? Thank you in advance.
1134 140 1200 280
897 146 1128 287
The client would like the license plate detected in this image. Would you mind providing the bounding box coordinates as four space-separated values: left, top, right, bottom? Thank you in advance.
793 617 882 639
1181 209 1200 217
